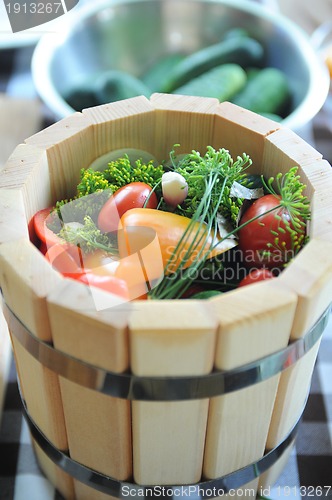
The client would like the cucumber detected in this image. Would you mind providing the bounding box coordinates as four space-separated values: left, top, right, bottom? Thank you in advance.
173 64 247 101
161 36 265 93
95 70 152 104
141 53 185 92
64 70 152 110
246 67 261 81
64 74 102 111
190 290 223 299
65 86 99 111
231 67 291 115
222 28 250 41
240 174 264 190
259 112 283 122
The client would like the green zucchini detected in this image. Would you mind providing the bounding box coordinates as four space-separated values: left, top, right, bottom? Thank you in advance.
141 53 185 92
231 67 291 115
95 70 152 104
161 36 265 93
173 63 247 101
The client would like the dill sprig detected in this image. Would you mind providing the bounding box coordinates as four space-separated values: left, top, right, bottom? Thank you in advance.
149 152 234 300
55 190 111 224
77 155 164 196
262 166 310 228
149 160 310 299
77 169 110 196
55 154 164 223
261 166 310 259
170 145 251 225
58 216 118 255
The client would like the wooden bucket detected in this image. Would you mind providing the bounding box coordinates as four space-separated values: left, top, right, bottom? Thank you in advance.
1 94 332 500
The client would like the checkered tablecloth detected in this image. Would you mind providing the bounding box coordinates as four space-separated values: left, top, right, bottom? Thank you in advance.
0 46 332 500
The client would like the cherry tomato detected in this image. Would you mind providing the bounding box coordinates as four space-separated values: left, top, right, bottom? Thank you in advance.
238 194 305 268
98 182 158 233
238 268 275 287
33 207 63 247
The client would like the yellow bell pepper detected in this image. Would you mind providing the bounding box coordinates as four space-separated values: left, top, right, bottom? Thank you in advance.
118 208 234 274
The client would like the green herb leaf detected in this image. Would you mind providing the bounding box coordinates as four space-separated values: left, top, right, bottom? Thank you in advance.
58 216 118 255
169 145 251 225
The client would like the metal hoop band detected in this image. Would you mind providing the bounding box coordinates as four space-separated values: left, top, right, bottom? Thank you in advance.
3 300 329 401
22 394 300 498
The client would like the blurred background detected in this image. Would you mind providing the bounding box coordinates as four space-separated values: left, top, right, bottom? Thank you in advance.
0 0 332 499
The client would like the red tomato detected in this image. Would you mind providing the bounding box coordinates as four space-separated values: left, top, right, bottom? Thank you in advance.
97 182 158 233
45 243 82 274
238 194 305 268
238 268 275 287
65 271 129 300
33 207 63 247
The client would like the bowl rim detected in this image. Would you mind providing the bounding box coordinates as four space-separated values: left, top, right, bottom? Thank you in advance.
31 0 330 129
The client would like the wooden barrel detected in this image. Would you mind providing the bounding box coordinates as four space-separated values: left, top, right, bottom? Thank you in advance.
0 94 332 500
